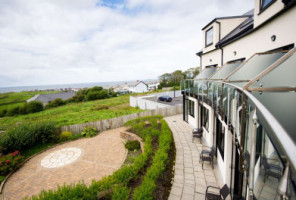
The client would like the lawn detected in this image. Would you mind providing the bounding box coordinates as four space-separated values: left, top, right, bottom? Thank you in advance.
0 91 58 111
0 95 142 130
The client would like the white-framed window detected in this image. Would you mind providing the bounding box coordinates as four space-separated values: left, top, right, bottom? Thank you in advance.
205 27 213 47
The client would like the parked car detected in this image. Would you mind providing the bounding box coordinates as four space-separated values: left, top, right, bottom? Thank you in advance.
158 96 172 102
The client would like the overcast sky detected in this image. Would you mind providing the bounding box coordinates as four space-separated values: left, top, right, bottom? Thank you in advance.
0 0 254 87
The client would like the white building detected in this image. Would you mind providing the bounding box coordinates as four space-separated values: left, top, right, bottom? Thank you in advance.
182 1 296 200
146 81 160 91
128 81 148 93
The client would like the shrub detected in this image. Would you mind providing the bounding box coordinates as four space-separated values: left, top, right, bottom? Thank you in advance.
86 91 100 101
45 98 66 109
0 121 57 152
125 140 140 151
0 151 25 175
6 106 20 116
19 103 28 114
0 176 5 182
89 86 103 92
59 131 73 141
81 127 98 138
27 101 44 113
0 109 7 118
97 90 109 99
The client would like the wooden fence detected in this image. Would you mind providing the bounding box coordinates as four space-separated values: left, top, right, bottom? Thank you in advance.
60 105 183 134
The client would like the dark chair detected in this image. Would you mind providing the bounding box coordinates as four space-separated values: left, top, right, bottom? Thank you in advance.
205 184 230 200
261 155 282 182
200 146 214 162
192 128 203 143
200 147 215 169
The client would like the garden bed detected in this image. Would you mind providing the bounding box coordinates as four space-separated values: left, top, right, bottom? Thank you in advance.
24 115 175 200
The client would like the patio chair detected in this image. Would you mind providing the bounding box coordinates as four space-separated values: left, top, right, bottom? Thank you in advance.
200 146 214 162
262 155 282 182
205 184 230 200
192 128 203 143
200 147 215 169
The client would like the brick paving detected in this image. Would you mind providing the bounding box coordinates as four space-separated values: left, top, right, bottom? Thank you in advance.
2 127 128 200
165 115 222 200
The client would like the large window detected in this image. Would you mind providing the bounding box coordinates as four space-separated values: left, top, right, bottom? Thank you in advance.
201 106 209 131
189 100 195 117
216 119 225 160
205 27 213 47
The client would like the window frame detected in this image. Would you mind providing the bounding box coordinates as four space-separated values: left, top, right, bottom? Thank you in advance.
189 100 195 117
205 27 214 47
216 119 225 160
259 0 276 14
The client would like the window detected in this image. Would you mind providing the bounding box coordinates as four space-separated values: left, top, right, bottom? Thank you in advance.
216 119 225 160
189 100 195 117
201 106 209 131
205 27 213 47
260 0 275 11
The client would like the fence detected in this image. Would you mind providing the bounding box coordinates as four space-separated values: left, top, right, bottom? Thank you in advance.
60 105 183 134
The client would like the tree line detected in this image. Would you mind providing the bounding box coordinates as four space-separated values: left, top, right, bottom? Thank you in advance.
158 67 200 89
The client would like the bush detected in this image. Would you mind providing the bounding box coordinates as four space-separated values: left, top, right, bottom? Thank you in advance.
81 127 98 138
19 103 28 115
125 140 140 151
27 101 44 113
59 131 73 141
45 98 66 109
6 106 20 116
0 121 57 152
97 90 109 99
0 109 7 118
0 151 25 175
86 91 100 101
89 86 103 92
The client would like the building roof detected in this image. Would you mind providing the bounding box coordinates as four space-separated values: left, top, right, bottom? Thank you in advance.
27 92 76 103
128 81 148 87
216 11 254 48
201 10 253 31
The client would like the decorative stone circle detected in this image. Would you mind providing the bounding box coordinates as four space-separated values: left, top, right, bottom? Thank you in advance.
40 147 82 169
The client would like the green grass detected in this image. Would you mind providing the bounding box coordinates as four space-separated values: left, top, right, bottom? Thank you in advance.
0 91 58 110
0 95 142 130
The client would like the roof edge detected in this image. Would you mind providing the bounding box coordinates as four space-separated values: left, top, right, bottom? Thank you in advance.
201 15 252 30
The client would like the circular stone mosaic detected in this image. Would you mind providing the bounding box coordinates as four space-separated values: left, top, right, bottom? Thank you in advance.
40 147 82 169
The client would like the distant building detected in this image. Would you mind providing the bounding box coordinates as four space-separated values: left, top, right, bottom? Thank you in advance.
128 81 148 93
146 81 160 91
27 92 76 106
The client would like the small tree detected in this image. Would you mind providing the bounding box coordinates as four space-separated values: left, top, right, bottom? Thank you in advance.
27 101 44 113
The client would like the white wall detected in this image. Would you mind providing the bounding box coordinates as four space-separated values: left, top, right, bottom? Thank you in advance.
223 7 296 63
201 49 222 69
254 0 284 28
218 17 248 39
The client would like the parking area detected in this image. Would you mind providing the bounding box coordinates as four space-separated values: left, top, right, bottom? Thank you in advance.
144 96 183 106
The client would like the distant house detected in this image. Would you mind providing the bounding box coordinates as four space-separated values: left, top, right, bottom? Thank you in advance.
146 81 160 91
128 81 148 93
27 92 76 106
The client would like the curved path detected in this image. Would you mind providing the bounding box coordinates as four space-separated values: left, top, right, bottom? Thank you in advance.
2 127 128 200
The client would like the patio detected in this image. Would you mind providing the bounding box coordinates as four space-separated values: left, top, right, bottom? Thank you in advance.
165 115 224 200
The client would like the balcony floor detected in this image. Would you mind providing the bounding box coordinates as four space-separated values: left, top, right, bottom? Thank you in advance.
165 115 224 200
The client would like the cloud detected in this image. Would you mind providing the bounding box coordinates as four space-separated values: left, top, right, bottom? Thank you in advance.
0 0 253 87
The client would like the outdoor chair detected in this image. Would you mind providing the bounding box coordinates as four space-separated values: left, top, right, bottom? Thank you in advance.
200 146 214 162
192 128 203 143
205 184 230 200
262 155 282 182
200 147 215 169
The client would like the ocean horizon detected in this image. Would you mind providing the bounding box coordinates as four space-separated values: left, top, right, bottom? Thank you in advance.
0 79 155 93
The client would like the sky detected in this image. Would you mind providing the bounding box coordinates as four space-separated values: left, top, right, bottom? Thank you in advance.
0 0 254 87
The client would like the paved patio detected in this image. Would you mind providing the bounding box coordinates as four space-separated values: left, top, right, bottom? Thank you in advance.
2 127 128 200
165 115 222 200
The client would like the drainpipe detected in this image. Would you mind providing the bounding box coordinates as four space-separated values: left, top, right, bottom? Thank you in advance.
249 108 258 200
278 163 290 200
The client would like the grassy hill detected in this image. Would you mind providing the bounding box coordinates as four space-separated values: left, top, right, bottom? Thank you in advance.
0 94 141 130
0 91 58 111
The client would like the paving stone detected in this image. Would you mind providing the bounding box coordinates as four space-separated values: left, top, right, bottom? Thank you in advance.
183 185 195 196
171 187 183 197
169 194 181 200
195 185 206 194
181 193 194 200
195 192 205 200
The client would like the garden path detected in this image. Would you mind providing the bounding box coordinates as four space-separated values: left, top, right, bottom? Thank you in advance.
2 127 127 200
